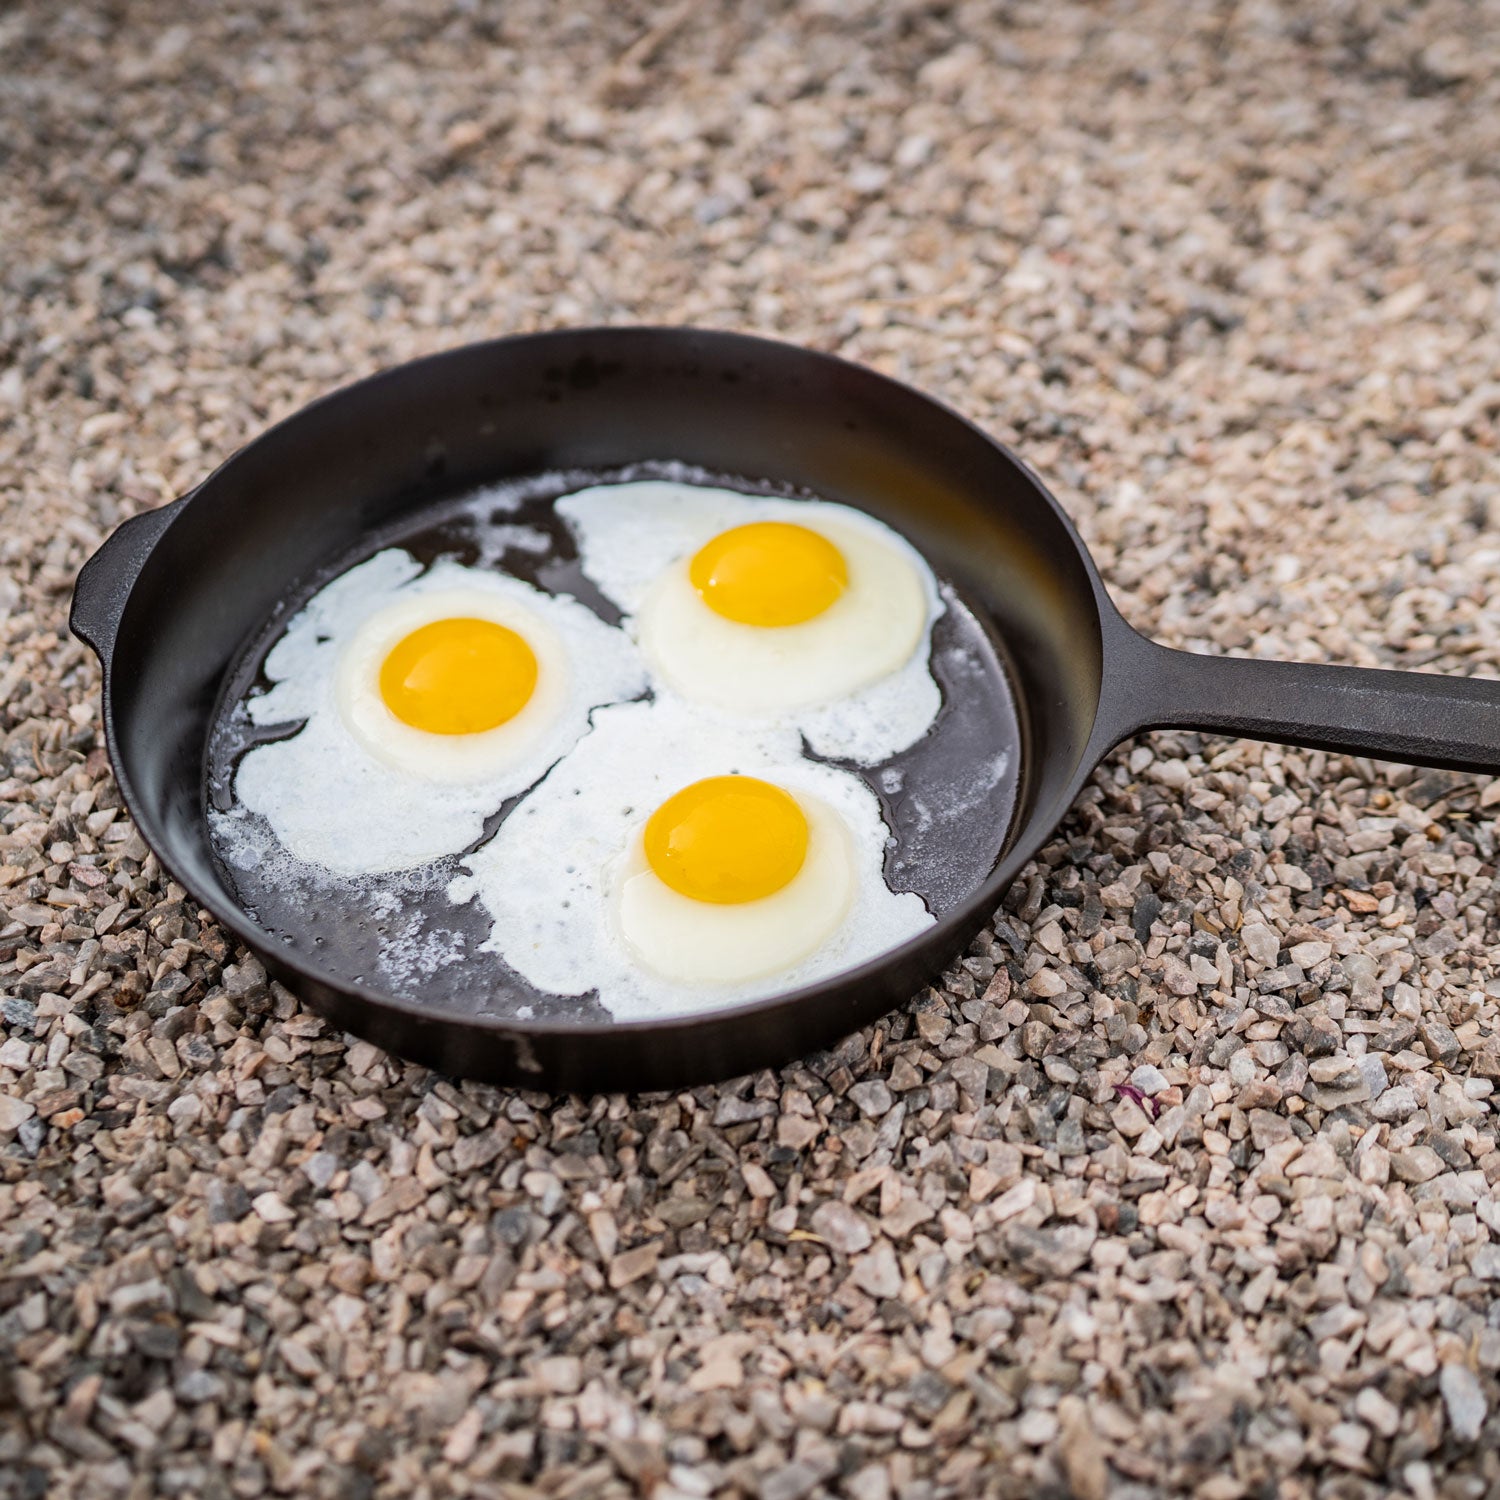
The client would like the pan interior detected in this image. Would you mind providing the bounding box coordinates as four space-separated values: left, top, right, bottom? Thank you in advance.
202 465 1024 1025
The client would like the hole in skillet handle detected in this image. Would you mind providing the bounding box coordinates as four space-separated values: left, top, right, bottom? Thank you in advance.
70 496 192 666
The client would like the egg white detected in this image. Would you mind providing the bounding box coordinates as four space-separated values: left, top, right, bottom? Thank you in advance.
557 480 944 764
230 549 646 877
448 697 936 1021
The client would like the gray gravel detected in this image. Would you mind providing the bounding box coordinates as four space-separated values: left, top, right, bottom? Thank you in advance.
4 2 1500 1497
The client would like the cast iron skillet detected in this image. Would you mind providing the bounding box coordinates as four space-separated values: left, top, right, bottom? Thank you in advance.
70 327 1500 1093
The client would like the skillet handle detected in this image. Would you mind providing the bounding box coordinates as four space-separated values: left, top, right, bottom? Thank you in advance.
1104 626 1500 775
70 497 190 667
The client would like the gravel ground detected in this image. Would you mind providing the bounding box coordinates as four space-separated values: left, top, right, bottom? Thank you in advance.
4 2 1500 1497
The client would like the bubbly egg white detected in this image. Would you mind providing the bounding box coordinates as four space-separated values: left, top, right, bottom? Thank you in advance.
448 697 935 1021
556 481 944 764
229 549 646 877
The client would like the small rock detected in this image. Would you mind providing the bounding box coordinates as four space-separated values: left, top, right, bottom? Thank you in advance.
1430 1132 1473 1171
608 1241 660 1289
1390 1147 1444 1184
848 1079 892 1117
1439 1363 1488 1443
253 1192 295 1224
1160 955 1198 996
109 1278 172 1316
850 1241 902 1299
1250 1110 1295 1148
302 1150 339 1190
1001 1223 1096 1278
1419 1020 1461 1068
1026 968 1067 999
760 1463 822 1500
1470 1245 1500 1281
1358 1054 1389 1101
166 1094 200 1124
347 1160 384 1205
988 1179 1038 1223
1288 940 1331 968
1020 1020 1052 1058
1 997 37 1030
843 1467 891 1500
777 1114 821 1150
1371 1086 1418 1122
280 1338 322 1380
208 1181 251 1224
1058 1397 1108 1500
535 1355 582 1394
1111 1097 1150 1137
713 1094 774 1126
1422 35 1477 82
175 1370 224 1404
1240 924 1280 966
1309 1056 1359 1086
0 1094 36 1133
1130 1064 1168 1095
1017 1407 1059 1445
1131 891 1162 942
1354 1386 1400 1438
810 1200 872 1256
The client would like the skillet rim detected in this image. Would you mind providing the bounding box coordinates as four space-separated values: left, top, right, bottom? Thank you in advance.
78 324 1124 1047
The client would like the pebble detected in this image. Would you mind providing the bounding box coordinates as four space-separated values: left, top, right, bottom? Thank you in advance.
850 1243 902 1300
1354 1387 1401 1438
1440 1364 1489 1443
536 1356 583 1395
1358 1054 1390 1101
252 1192 295 1224
810 1200 872 1256
1420 1020 1461 1067
1371 1086 1420 1122
1018 1409 1060 1447
1392 1146 1446 1184
847 1079 893 1118
0 1094 36 1133
1129 1064 1168 1095
1288 940 1332 968
1240 925 1280 967
609 1242 661 1289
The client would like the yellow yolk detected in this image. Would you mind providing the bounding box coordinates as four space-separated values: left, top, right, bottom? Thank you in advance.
379 617 537 735
644 775 809 904
688 522 848 627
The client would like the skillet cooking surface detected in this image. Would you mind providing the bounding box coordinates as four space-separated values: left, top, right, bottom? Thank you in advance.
203 463 1024 1024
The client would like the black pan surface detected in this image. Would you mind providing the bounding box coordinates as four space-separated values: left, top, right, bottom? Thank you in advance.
201 464 1024 1023
71 327 1500 1091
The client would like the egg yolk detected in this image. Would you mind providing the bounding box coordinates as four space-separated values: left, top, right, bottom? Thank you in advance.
688 522 848 627
644 775 809 904
379 618 537 735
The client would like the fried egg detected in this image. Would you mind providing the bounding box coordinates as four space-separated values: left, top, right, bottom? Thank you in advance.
336 584 570 782
228 549 645 876
618 774 854 984
449 697 935 1020
557 480 943 763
